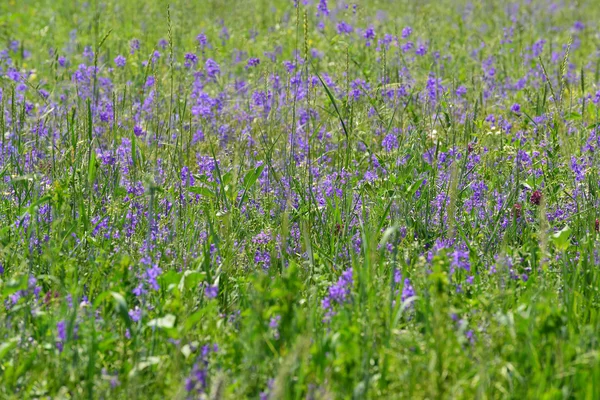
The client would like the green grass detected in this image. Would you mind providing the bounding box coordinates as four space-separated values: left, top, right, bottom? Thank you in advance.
1 0 600 398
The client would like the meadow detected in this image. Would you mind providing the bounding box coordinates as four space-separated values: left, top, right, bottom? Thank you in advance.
1 0 600 398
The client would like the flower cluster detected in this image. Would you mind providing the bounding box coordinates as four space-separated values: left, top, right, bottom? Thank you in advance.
322 268 353 320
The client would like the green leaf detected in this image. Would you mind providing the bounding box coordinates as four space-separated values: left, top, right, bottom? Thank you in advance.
160 270 182 288
88 148 97 185
238 164 265 208
129 356 162 377
184 310 205 332
2 276 28 297
147 314 176 329
406 178 425 198
188 186 215 198
244 164 264 188
314 70 349 139
178 270 205 292
378 225 398 251
93 291 132 331
110 292 131 329
0 337 18 361
550 225 572 251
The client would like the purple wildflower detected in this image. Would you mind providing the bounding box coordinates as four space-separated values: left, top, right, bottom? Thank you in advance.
129 39 140 55
57 320 66 352
317 0 329 16
114 55 126 67
205 59 220 78
205 284 218 299
185 345 217 395
247 57 260 68
197 33 208 48
401 278 415 304
184 53 198 68
322 268 353 320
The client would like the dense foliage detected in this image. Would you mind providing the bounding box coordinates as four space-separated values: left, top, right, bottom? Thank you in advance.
1 0 600 398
